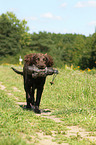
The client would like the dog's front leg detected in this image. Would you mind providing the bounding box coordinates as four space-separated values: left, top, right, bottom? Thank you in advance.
36 86 44 107
26 93 31 108
30 87 35 106
26 87 32 108
34 86 44 113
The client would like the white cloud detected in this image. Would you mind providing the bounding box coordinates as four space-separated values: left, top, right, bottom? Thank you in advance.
75 2 85 8
88 1 96 7
61 2 67 8
55 16 62 20
41 12 62 20
25 16 37 21
88 21 96 26
41 12 53 18
75 1 96 8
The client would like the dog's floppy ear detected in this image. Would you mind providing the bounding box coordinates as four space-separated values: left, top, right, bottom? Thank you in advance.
24 53 36 65
45 53 53 67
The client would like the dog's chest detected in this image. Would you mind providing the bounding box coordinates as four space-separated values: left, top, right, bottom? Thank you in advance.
28 76 46 88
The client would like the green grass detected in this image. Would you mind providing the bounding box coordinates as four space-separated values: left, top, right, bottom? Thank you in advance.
0 65 96 145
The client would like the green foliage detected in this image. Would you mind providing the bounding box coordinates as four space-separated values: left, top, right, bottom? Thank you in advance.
79 34 96 69
0 12 29 56
89 33 96 68
0 12 96 69
28 31 54 52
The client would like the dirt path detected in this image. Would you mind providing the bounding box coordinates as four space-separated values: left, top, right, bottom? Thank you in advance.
0 82 20 100
16 102 96 145
36 111 96 144
37 132 69 145
1 83 95 145
0 82 6 90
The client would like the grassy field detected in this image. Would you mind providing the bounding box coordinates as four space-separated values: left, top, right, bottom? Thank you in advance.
0 65 96 145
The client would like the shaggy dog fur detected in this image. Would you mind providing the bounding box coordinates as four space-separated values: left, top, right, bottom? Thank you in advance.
12 53 53 113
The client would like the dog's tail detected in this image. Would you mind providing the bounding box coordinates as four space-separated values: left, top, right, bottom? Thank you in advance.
11 67 23 75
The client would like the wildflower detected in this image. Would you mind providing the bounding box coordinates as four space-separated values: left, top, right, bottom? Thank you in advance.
3 63 9 66
71 64 73 70
77 66 80 68
88 68 91 72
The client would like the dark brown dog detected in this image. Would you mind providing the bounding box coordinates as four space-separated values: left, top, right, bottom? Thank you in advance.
12 53 53 113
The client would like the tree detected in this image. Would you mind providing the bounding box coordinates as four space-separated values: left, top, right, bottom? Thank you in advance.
29 31 54 52
0 12 29 56
79 34 96 69
61 43 74 65
73 35 86 66
89 33 96 68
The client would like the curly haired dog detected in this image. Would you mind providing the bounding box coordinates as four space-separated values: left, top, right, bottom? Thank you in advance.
12 53 53 113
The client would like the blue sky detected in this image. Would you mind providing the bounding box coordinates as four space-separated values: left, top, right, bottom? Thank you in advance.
0 0 96 36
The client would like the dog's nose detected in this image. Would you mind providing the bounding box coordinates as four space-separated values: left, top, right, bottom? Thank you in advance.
40 65 45 69
38 64 45 69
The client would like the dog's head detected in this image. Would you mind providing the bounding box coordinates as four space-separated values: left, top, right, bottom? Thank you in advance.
24 53 53 68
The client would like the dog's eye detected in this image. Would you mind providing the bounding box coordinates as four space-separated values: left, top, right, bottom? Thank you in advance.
37 58 40 61
43 58 46 61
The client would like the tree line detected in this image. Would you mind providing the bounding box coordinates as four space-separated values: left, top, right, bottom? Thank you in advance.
0 12 96 69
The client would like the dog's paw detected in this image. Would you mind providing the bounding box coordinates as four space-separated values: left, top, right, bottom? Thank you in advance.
26 105 31 109
34 106 41 114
